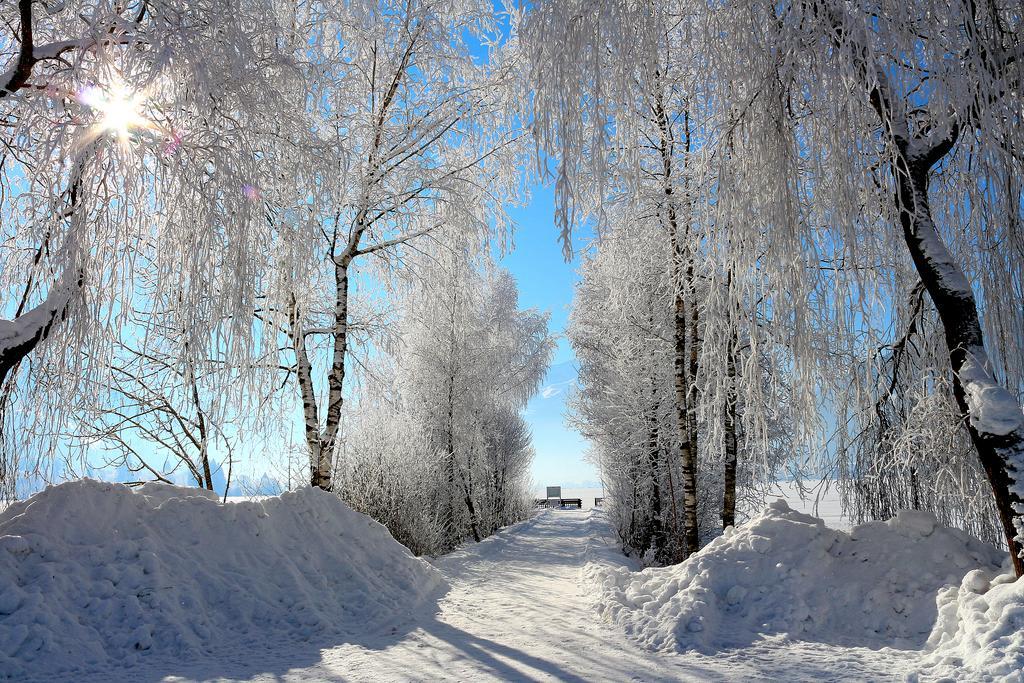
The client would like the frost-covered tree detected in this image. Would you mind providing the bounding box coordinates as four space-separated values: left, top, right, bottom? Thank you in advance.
276 0 525 491
398 247 551 546
711 0 1024 574
840 289 1005 547
70 336 235 496
341 244 551 553
340 390 445 555
569 202 793 564
0 0 307 497
529 2 797 560
54 278 285 500
526 0 1024 574
569 219 680 563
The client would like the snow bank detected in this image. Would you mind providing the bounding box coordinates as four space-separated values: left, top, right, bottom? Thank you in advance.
586 500 1005 654
0 480 444 679
579 508 640 582
915 569 1023 681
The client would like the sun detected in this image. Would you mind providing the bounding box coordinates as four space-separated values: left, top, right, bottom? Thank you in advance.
78 81 152 143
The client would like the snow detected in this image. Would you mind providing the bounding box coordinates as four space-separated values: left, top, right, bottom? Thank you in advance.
918 569 1024 681
0 480 444 681
749 480 850 530
0 274 75 357
585 500 1023 681
4 480 1022 682
66 506 922 682
957 351 1024 543
586 500 1005 652
959 352 1024 440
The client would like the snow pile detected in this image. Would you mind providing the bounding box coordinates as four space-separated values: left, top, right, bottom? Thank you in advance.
580 508 640 583
915 569 1023 681
0 480 444 679
586 499 1005 653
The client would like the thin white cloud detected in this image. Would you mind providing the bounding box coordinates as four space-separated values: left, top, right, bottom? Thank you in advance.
541 385 561 399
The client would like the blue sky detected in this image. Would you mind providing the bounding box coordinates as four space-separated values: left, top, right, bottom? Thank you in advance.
468 5 597 489
498 185 599 489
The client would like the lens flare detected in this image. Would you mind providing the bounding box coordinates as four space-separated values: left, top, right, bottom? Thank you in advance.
78 81 152 143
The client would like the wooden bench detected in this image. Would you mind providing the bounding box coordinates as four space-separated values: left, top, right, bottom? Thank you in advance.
560 498 583 509
594 497 604 507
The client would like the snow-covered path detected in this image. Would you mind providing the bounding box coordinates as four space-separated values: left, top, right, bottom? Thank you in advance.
96 508 912 682
310 508 709 682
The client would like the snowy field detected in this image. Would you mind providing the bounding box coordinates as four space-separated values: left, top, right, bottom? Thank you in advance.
755 480 850 530
536 481 849 529
2 481 1021 682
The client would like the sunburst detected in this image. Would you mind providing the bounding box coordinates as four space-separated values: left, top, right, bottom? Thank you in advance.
77 80 153 145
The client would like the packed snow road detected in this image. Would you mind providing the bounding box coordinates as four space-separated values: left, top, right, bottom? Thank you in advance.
83 507 914 682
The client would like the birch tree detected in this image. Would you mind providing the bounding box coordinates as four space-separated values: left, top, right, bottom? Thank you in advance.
398 247 551 547
716 0 1024 574
0 0 306 497
569 200 793 563
278 0 524 490
341 245 551 553
56 278 285 500
569 218 680 563
528 1 797 559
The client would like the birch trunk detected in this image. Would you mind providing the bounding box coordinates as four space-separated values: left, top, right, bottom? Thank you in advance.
722 327 739 529
461 465 482 543
646 401 664 558
444 287 459 541
653 84 700 557
896 148 1024 575
687 256 700 476
288 298 329 489
315 254 353 491
672 242 699 556
185 353 214 491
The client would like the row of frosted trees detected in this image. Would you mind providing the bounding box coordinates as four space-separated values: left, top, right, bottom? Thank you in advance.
340 246 551 555
569 213 794 565
527 0 1024 573
0 1 548 549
